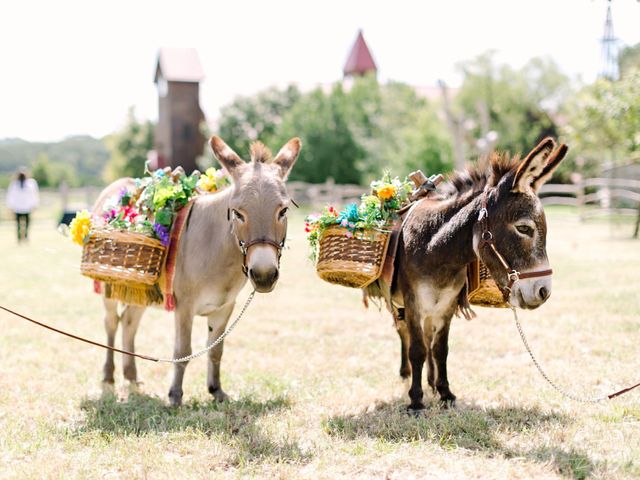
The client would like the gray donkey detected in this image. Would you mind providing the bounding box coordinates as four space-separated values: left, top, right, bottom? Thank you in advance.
94 136 301 406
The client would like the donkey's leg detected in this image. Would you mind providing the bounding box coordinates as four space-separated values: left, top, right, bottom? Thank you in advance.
431 315 456 407
168 306 194 407
395 317 411 380
102 297 120 393
422 327 435 394
405 295 427 411
206 302 235 402
121 305 146 392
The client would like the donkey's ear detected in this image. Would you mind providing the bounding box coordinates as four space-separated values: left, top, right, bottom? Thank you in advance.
532 144 569 191
273 137 301 180
512 137 556 192
209 136 244 175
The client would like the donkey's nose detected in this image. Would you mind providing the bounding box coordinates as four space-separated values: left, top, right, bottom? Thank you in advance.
249 267 279 292
537 285 550 301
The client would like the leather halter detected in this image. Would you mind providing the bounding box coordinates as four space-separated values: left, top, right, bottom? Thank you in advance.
238 237 285 276
228 208 286 276
477 190 553 301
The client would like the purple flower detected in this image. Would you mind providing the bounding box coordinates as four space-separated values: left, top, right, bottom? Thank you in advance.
153 223 170 246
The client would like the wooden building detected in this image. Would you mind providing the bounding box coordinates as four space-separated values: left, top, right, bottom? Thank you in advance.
154 48 205 173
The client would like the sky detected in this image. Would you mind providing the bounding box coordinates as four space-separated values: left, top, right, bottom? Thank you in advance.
1 0 639 142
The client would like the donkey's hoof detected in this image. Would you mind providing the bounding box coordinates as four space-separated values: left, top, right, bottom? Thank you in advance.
208 386 229 403
101 381 116 398
168 389 183 407
439 395 457 409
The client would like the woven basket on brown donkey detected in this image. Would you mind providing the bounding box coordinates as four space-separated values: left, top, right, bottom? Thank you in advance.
366 138 568 413
92 136 301 406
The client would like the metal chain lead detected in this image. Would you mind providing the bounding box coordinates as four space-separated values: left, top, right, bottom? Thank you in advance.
511 307 609 403
157 290 256 364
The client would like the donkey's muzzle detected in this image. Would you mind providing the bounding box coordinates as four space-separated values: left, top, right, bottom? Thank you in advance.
249 267 279 292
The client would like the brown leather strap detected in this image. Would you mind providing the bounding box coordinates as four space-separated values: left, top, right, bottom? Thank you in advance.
243 238 283 251
608 381 640 399
519 269 553 280
0 304 159 362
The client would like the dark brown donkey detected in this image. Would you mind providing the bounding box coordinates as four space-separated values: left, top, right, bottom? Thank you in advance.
368 138 568 412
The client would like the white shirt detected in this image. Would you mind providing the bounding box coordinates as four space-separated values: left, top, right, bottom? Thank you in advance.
6 178 39 214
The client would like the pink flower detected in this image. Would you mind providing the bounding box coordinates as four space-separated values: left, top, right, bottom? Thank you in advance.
345 231 353 238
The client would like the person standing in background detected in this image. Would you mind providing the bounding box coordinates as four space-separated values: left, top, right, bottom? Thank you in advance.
6 168 39 243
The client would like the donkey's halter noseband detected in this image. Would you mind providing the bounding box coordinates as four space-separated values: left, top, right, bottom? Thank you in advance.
228 208 285 276
238 238 285 276
477 190 553 301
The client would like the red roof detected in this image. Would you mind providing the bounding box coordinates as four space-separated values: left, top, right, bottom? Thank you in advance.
343 30 377 77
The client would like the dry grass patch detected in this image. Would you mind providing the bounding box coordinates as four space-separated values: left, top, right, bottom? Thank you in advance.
0 208 639 479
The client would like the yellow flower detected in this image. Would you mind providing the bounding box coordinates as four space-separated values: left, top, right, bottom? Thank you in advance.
376 184 397 201
197 168 218 192
197 175 216 192
69 210 92 246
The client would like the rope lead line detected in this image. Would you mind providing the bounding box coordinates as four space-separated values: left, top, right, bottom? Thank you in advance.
0 289 256 364
158 289 255 363
511 307 640 403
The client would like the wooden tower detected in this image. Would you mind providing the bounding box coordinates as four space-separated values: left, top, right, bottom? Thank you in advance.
154 48 205 173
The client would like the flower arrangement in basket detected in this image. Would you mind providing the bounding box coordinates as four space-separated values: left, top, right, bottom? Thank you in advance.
67 165 231 305
305 173 413 288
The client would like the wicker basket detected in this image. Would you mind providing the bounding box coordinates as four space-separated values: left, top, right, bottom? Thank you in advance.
81 230 166 286
467 259 509 308
316 225 391 289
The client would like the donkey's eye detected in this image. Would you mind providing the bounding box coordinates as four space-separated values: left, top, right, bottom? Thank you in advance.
279 207 288 219
232 210 245 222
515 224 534 236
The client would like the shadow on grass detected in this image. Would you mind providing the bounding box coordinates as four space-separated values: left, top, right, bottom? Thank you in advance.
75 392 309 465
323 399 594 479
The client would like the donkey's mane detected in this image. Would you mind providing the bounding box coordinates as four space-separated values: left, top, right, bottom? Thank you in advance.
250 142 273 163
443 151 521 198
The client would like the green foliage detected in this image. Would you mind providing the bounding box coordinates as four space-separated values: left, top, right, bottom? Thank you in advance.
104 107 154 181
31 153 77 188
455 53 568 159
619 42 640 79
214 76 453 185
276 86 365 184
563 70 640 176
346 77 453 182
217 85 302 159
0 136 109 186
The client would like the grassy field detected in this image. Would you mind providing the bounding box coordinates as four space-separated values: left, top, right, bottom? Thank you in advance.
1 208 639 479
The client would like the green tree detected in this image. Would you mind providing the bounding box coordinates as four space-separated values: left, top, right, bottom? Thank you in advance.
455 53 568 159
30 153 78 187
345 77 453 180
31 153 54 187
276 86 364 184
104 107 154 181
564 70 640 175
619 42 640 79
217 85 301 159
